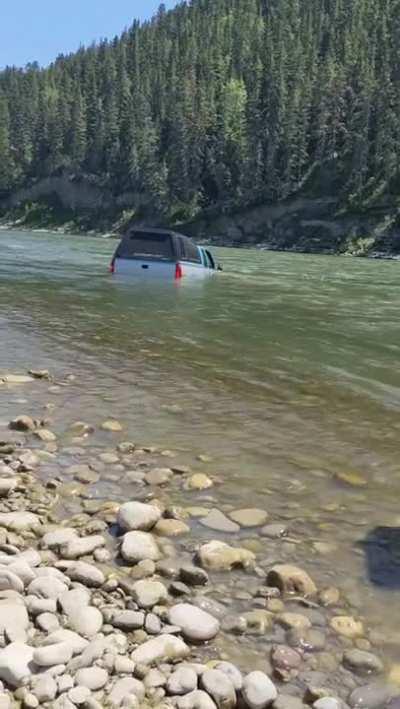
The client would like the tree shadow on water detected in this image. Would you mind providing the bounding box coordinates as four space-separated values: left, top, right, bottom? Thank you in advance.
360 527 400 589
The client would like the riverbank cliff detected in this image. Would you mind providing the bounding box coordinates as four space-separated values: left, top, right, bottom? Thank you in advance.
1 173 400 257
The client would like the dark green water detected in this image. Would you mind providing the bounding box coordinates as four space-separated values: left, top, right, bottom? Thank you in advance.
1 229 400 655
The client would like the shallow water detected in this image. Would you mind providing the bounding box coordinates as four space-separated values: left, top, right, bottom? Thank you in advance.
1 229 400 661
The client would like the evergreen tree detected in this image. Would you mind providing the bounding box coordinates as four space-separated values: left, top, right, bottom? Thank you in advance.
0 0 399 218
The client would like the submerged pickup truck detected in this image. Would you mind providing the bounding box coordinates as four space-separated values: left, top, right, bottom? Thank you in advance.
109 227 220 279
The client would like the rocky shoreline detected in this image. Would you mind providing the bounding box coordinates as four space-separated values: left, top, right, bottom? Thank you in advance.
0 371 399 709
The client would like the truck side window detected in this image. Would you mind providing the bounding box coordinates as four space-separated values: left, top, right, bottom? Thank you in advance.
205 250 215 269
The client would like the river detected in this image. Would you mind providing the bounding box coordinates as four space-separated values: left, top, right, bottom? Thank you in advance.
1 229 400 666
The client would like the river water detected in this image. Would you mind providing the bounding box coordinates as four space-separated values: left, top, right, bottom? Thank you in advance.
1 229 400 663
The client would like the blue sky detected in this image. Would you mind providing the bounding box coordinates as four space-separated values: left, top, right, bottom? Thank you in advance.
0 1 178 69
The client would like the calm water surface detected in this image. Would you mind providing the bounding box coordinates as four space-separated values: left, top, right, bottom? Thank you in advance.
1 229 400 659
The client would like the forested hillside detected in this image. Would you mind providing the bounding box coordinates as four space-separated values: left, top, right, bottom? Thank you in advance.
1 0 400 249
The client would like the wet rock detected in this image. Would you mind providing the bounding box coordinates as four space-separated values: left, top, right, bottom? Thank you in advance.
112 610 145 630
75 667 109 690
318 588 340 607
169 603 220 642
261 524 288 539
193 595 227 619
67 606 103 637
117 502 161 533
229 508 268 527
101 420 123 432
214 662 243 691
272 645 302 678
267 565 317 597
34 429 57 442
108 677 145 705
313 700 343 709
33 642 73 667
0 642 34 687
131 634 190 665
222 614 247 634
155 519 190 537
388 665 400 687
69 422 94 436
167 666 198 695
273 697 306 709
349 683 396 708
185 474 213 491
330 616 363 639
64 561 105 587
334 471 367 487
242 671 278 709
145 468 173 486
0 512 40 532
72 468 99 485
343 649 384 676
199 509 240 534
29 369 50 380
130 559 157 580
198 540 256 571
277 613 312 631
61 535 105 560
243 610 273 634
117 442 135 454
2 375 34 384
9 416 36 432
180 566 209 587
201 669 236 708
41 527 78 550
93 547 111 563
177 690 217 709
387 699 400 709
170 581 191 597
121 531 161 563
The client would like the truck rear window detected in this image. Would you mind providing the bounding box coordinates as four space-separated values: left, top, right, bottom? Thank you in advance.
117 232 174 260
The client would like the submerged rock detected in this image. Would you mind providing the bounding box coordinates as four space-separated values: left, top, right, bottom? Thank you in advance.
185 473 213 491
198 540 256 571
228 508 268 527
9 416 36 432
267 564 317 597
199 509 239 534
101 420 123 432
343 649 384 676
330 616 364 638
242 671 278 709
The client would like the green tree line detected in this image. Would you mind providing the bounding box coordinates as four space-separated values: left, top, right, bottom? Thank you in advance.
1 0 400 219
